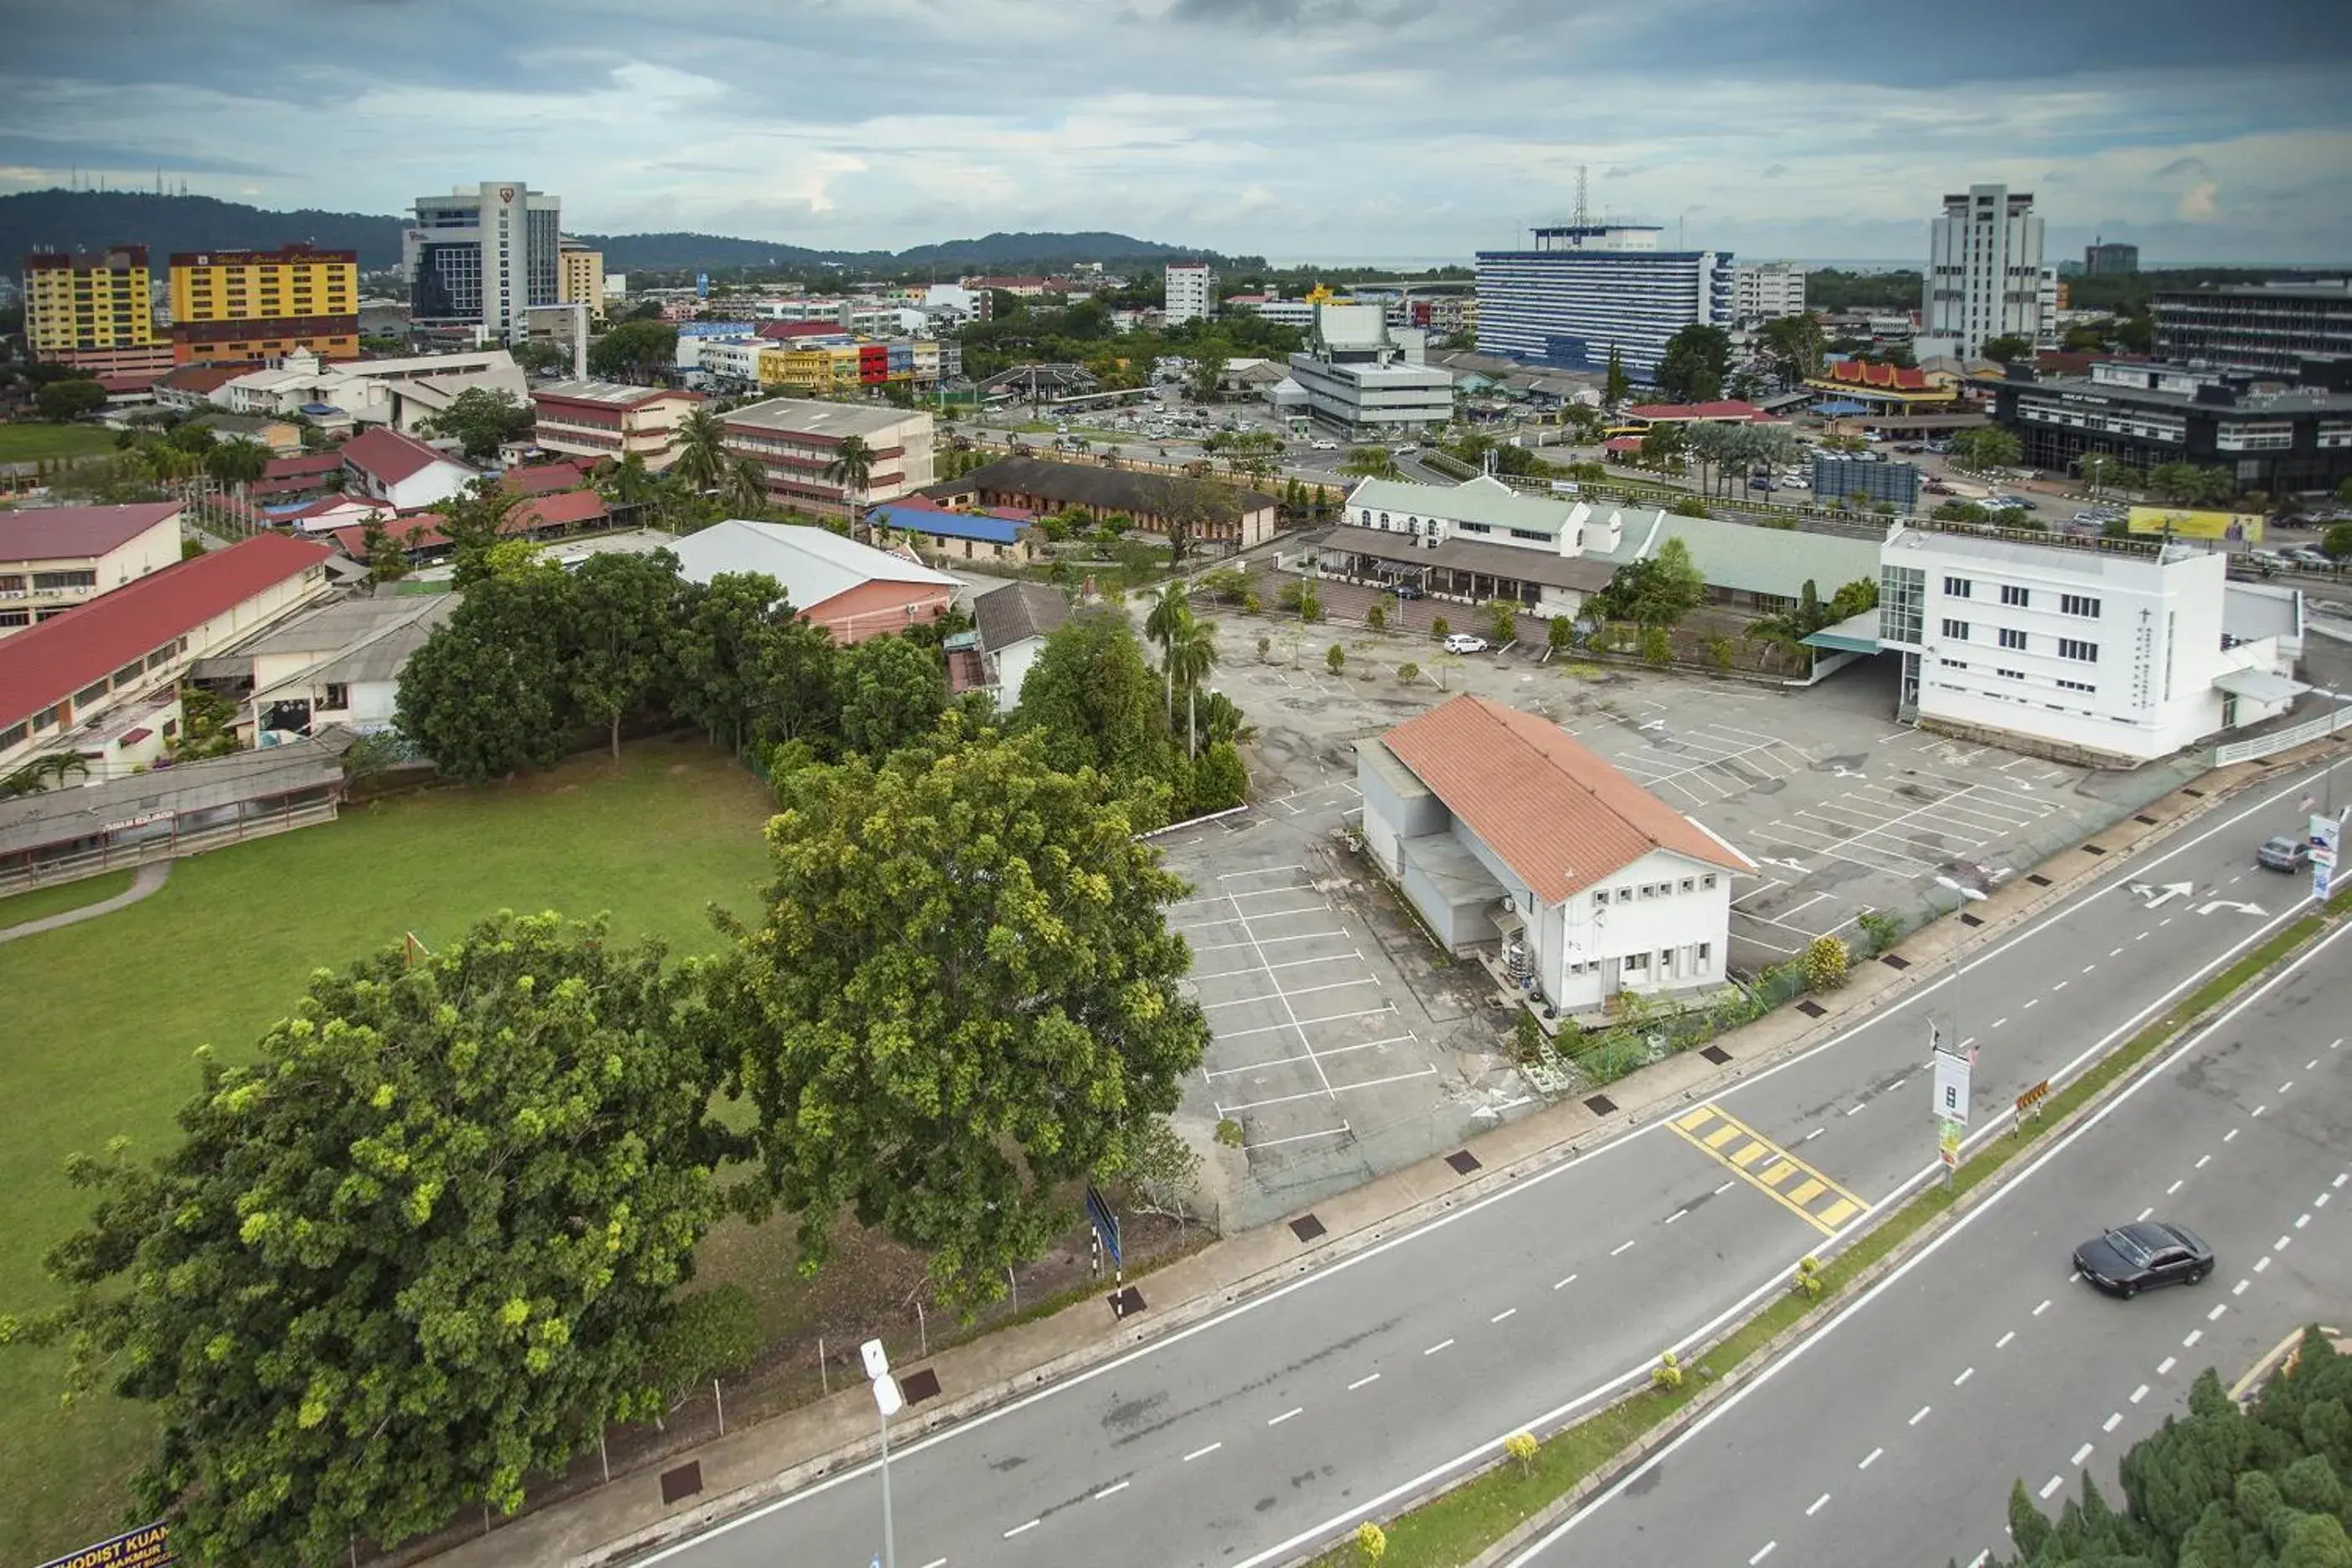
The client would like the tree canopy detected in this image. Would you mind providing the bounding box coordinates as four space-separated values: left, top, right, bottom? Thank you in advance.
703 720 1210 1309
586 319 679 382
837 632 947 757
421 388 536 462
15 912 729 1566
395 565 580 782
1653 324 1735 405
1592 537 1709 629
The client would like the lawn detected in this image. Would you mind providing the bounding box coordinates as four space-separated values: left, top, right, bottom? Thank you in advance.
0 869 137 931
0 422 120 465
0 737 776 1565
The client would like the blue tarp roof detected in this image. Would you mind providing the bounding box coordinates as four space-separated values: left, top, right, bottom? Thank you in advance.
867 503 1026 544
1813 399 1870 416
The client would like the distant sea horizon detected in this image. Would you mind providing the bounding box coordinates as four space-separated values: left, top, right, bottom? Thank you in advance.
1258 254 2343 273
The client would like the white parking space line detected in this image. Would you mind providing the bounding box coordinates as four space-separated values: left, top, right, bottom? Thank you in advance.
1215 1067 1441 1116
1184 929 1353 956
1199 977 1385 1010
1218 1004 1398 1041
1205 1036 1416 1081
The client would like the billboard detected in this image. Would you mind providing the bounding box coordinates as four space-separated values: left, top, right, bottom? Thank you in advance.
2126 506 2263 543
36 1524 174 1568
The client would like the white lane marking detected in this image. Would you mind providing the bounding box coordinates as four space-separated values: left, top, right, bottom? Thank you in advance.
1993 1016 2010 1029
1713 1181 1736 1195
2136 1207 2154 1222
1665 1209 1689 1225
2277 1235 2293 1251
2072 1442 2095 1467
2337 1173 2349 1188
2168 1180 2184 1194
2257 1256 2272 1272
1803 1128 1826 1142
2083 964 2097 973
2110 947 2123 957
2226 1128 2240 1142
2252 1106 2267 1118
2054 981 2068 992
1968 1553 1991 1568
1268 1407 1302 1426
1095 1481 1130 1500
1859 1447 1883 1470
1425 1339 1454 1356
2321 1194 2334 1208
2137 931 2148 941
1349 1374 1381 1391
1845 1103 1868 1116
1184 1442 1222 1462
1554 1273 1578 1291
2025 998 2041 1010
2184 1330 2204 1348
2131 1385 2149 1403
2309 1060 2321 1071
1750 1544 1777 1565
2103 1412 2122 1432
1996 1330 2016 1349
2297 1213 2312 1229
2197 1154 2213 1168
1909 1405 1932 1426
1493 1308 1519 1323
2040 1475 2065 1499
1807 1493 1830 1517
2159 1358 2177 1375
1004 1519 1040 1538
1954 1366 1975 1386
921 1559 947 1568
2034 1298 2051 1316
2280 1081 2295 1094
1611 1240 1636 1256
2234 1280 2250 1296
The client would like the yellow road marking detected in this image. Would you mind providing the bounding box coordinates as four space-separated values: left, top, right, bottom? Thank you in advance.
1676 1107 1715 1132
1731 1141 1769 1168
1664 1103 1869 1237
1787 1178 1826 1205
1818 1198 1861 1228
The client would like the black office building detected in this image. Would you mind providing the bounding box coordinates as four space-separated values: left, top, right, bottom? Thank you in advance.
2153 281 2352 380
1983 359 2352 496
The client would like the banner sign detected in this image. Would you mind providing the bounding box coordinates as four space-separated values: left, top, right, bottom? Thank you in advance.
36 1524 174 1568
1932 1050 1973 1127
2125 506 2262 543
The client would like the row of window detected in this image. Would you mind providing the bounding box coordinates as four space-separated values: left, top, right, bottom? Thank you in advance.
1939 619 2097 662
1942 576 2101 618
1939 657 2100 697
1593 873 1720 908
1567 943 1715 978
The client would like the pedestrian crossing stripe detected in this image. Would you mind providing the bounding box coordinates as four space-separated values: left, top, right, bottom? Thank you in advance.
1669 1103 1867 1236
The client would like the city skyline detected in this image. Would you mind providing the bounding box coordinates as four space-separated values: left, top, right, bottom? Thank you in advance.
3 0 2349 265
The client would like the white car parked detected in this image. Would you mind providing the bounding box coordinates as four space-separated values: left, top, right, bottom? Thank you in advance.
1442 632 1489 654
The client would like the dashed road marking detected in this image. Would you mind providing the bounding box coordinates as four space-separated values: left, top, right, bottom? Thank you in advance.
1554 1273 1578 1290
2131 1385 2149 1403
1184 1442 1222 1462
1492 1308 1518 1323
1268 1407 1302 1426
1750 1544 1777 1565
1997 1331 2016 1349
2072 1442 2095 1467
1095 1481 1130 1500
1909 1405 1932 1426
2234 1280 2250 1296
2034 1298 2051 1316
1004 1518 1040 1538
1954 1367 1974 1386
2103 1413 2122 1432
2184 1330 2204 1348
1612 1240 1636 1256
1349 1374 1380 1391
1859 1447 1883 1470
1807 1493 1830 1517
2040 1476 2065 1499
2168 1180 2184 1194
2159 1357 2177 1375
1426 1339 1454 1355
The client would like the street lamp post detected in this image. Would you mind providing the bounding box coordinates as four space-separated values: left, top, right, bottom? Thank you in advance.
861 1338 900 1568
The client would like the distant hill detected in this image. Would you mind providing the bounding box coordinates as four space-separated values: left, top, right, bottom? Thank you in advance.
0 189 1253 280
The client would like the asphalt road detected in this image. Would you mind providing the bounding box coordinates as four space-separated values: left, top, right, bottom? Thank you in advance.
632 757 2350 1568
1522 921 2352 1568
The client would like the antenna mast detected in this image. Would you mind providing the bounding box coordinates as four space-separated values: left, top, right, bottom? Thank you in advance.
1573 166 1590 230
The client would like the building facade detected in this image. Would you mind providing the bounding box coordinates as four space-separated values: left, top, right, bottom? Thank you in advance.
1287 303 1454 434
404 181 563 342
529 380 703 469
1984 358 2352 496
558 240 606 322
0 503 184 637
23 245 159 367
1164 261 1216 326
2152 281 2352 381
925 456 1277 552
167 245 359 364
1925 184 2044 358
2084 240 2139 276
1813 453 1921 510
1475 224 1735 379
719 399 935 519
1875 520 2297 766
1317 475 1627 616
1732 261 1808 323
671 520 959 642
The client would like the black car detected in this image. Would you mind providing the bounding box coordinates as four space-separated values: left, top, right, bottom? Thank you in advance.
2073 1220 2213 1297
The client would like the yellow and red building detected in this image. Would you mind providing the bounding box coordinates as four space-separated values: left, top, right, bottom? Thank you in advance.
168 244 360 364
22 245 172 373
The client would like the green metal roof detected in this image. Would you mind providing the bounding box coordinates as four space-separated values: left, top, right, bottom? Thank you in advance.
1654 513 1885 603
1802 606 1884 654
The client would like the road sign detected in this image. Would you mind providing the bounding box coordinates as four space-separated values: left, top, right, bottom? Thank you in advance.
35 1524 173 1568
1932 1050 1973 1126
2015 1080 2051 1122
2318 860 2335 902
1086 1182 1122 1270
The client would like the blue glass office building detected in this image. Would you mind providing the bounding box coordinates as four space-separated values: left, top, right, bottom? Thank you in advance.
1475 225 1734 381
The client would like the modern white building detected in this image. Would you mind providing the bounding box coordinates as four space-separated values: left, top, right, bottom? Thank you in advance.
1359 694 1754 1014
1874 521 2302 766
1164 261 1216 326
405 180 564 343
1732 262 1808 323
1287 303 1454 436
2036 266 2062 352
1475 224 1736 379
214 347 527 436
1925 184 2045 358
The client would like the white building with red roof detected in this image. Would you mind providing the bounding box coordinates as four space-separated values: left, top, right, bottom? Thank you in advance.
0 502 185 638
338 427 478 512
1358 694 1753 1013
0 533 334 779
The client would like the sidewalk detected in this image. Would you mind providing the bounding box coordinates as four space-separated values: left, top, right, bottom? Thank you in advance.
0 860 170 945
414 739 2325 1568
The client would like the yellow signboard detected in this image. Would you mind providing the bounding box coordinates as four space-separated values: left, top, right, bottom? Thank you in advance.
2126 506 2263 543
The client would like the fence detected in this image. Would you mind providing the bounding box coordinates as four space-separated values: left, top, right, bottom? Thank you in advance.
0 796 339 899
2214 704 2352 765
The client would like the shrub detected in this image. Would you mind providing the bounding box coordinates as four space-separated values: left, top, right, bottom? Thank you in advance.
1505 1431 1540 1474
1397 660 1421 683
1486 597 1519 643
1792 1255 1824 1301
1800 933 1852 991
1548 615 1574 652
1431 614 1452 640
1667 495 1709 518
1366 602 1386 632
1214 1117 1245 1148
1256 635 1271 661
1854 908 1902 955
1325 643 1346 674
1707 636 1735 670
1651 1350 1684 1391
1511 1010 1544 1062
1355 1522 1388 1563
1640 627 1673 664
1592 1034 1649 1081
1241 591 1261 613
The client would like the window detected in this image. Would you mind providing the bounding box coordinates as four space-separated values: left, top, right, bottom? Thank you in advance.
1997 666 2026 680
1640 884 1657 899
31 569 97 591
2056 678 2095 693
1593 891 1608 907
2061 593 2100 617
1695 941 1711 969
1942 618 1970 640
323 683 350 711
1622 952 1649 974
0 721 23 748
1701 874 1717 890
1943 575 1972 597
1941 657 1968 669
2000 585 2029 607
1999 627 2026 650
2058 637 2097 662
1679 878 1694 894
1617 887 1632 904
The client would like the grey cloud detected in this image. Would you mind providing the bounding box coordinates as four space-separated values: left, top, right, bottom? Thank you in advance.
1761 163 1788 178
2155 156 2215 178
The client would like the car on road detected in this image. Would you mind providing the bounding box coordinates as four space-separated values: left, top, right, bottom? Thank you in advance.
1395 443 1419 456
1894 442 1926 454
2257 834 2312 872
2288 548 2337 569
1924 479 1955 495
1311 439 1338 451
1441 632 1489 653
1749 476 1775 491
2073 1220 2213 1297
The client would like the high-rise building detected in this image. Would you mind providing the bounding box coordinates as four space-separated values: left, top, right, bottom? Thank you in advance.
559 240 606 322
1164 261 1216 326
404 181 562 342
1924 184 2044 358
2153 280 2352 380
22 245 162 370
1475 224 1735 379
1732 261 1808 323
2083 240 2139 276
168 244 359 364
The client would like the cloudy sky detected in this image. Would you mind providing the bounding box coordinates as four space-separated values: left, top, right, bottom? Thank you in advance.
5 0 2349 264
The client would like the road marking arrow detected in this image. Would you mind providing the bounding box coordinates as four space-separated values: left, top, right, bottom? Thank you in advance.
2127 881 2194 910
2196 900 2268 916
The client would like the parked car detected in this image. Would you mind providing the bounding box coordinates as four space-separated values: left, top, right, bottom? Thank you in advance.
1442 632 1489 653
2257 834 2312 872
1895 442 1926 454
1395 443 1420 456
1749 477 1775 491
2074 1221 2213 1298
1392 583 1426 600
1924 479 1955 495
2288 548 2335 568
1312 439 1338 451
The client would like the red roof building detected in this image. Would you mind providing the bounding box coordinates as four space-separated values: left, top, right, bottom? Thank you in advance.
0 533 333 766
512 489 610 533
0 503 188 637
755 320 851 342
499 461 594 497
340 427 477 511
1625 400 1767 425
250 450 347 501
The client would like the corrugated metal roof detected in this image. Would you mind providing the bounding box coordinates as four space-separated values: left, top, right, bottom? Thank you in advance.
1344 475 1581 539
0 503 181 564
1380 695 1752 904
671 519 958 611
1654 514 1885 601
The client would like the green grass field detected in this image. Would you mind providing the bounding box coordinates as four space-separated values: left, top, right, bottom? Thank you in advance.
0 422 120 465
0 870 138 931
0 738 776 1564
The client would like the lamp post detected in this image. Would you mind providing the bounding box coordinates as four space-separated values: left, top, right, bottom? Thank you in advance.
861 1338 900 1568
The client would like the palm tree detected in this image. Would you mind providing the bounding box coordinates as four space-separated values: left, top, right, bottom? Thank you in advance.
1339 446 1400 481
1167 616 1221 757
724 455 769 517
601 451 654 508
823 434 877 536
1143 584 1194 722
671 408 729 493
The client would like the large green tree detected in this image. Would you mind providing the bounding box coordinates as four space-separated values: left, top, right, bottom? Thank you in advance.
1756 314 1825 386
1653 324 1734 405
1012 611 1174 812
438 482 526 589
1339 446 1401 480
421 387 537 462
586 318 678 381
837 633 947 757
203 438 269 487
1948 426 2024 473
703 722 1210 1309
34 376 106 421
1593 536 1708 628
568 549 683 759
667 574 840 756
395 567 575 781
14 913 728 1567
